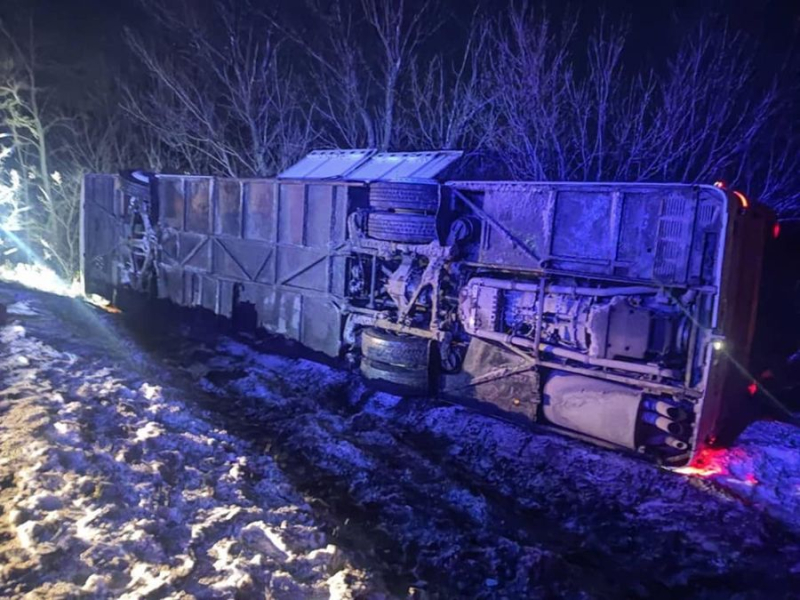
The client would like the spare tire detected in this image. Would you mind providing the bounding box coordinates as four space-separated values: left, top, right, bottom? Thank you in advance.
367 212 436 244
369 181 439 212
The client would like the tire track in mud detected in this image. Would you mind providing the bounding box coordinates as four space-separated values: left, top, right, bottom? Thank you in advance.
97 323 616 597
16 289 800 599
190 365 613 598
155 335 800 599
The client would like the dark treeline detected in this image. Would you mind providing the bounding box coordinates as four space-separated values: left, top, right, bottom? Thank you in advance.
0 0 798 276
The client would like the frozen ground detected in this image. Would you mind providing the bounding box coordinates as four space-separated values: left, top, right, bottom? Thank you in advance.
0 281 799 598
0 287 380 599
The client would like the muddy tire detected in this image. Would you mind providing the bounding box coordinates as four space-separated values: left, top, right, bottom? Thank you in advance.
369 181 439 212
119 170 153 199
361 328 430 394
367 212 437 244
362 328 430 367
361 358 430 395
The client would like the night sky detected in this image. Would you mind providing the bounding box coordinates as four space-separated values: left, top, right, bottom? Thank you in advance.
4 0 799 74
1 0 797 188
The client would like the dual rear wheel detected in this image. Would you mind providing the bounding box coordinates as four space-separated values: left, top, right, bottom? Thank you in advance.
361 182 438 392
366 182 438 245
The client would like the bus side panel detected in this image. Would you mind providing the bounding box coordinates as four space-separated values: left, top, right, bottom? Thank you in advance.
81 173 123 297
451 182 724 288
153 176 351 357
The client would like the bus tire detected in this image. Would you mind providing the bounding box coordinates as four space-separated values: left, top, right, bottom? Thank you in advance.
369 181 439 212
360 358 430 395
362 328 430 367
367 212 437 244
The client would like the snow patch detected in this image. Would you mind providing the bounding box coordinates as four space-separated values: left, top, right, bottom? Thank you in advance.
6 300 38 316
0 298 378 598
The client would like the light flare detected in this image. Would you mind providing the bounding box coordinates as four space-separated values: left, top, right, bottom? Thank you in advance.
674 445 760 489
0 261 80 297
733 190 749 209
674 446 729 477
743 473 759 486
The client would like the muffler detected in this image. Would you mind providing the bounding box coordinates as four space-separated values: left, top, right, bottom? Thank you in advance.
542 374 643 449
642 398 687 421
647 434 689 451
542 373 692 451
641 411 687 437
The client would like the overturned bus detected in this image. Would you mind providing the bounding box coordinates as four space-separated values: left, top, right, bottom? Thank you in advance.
81 150 773 466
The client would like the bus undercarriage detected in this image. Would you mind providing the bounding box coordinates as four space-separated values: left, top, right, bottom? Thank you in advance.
81 150 772 466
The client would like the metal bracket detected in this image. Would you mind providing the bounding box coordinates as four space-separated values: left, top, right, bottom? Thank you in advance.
450 187 542 268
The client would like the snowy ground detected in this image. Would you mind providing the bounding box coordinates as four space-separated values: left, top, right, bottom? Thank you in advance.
0 287 381 598
1 281 799 598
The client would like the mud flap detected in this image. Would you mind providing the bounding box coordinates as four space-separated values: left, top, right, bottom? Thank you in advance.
441 338 539 422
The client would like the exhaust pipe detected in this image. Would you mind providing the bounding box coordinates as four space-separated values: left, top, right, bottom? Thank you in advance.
647 434 689 451
642 411 686 437
642 399 687 421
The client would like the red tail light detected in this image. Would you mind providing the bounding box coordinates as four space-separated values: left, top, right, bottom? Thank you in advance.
773 223 781 239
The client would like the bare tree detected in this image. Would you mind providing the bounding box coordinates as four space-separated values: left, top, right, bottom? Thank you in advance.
0 143 25 241
125 0 315 177
484 2 578 179
483 4 799 215
398 9 496 150
362 0 437 150
0 19 81 275
0 20 51 208
279 0 438 151
736 116 800 216
652 19 800 212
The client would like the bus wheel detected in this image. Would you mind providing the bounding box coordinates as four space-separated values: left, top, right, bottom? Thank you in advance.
367 212 436 244
369 181 439 212
360 328 430 395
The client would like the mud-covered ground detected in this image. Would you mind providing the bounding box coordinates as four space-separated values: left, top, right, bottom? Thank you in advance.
1 280 799 599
